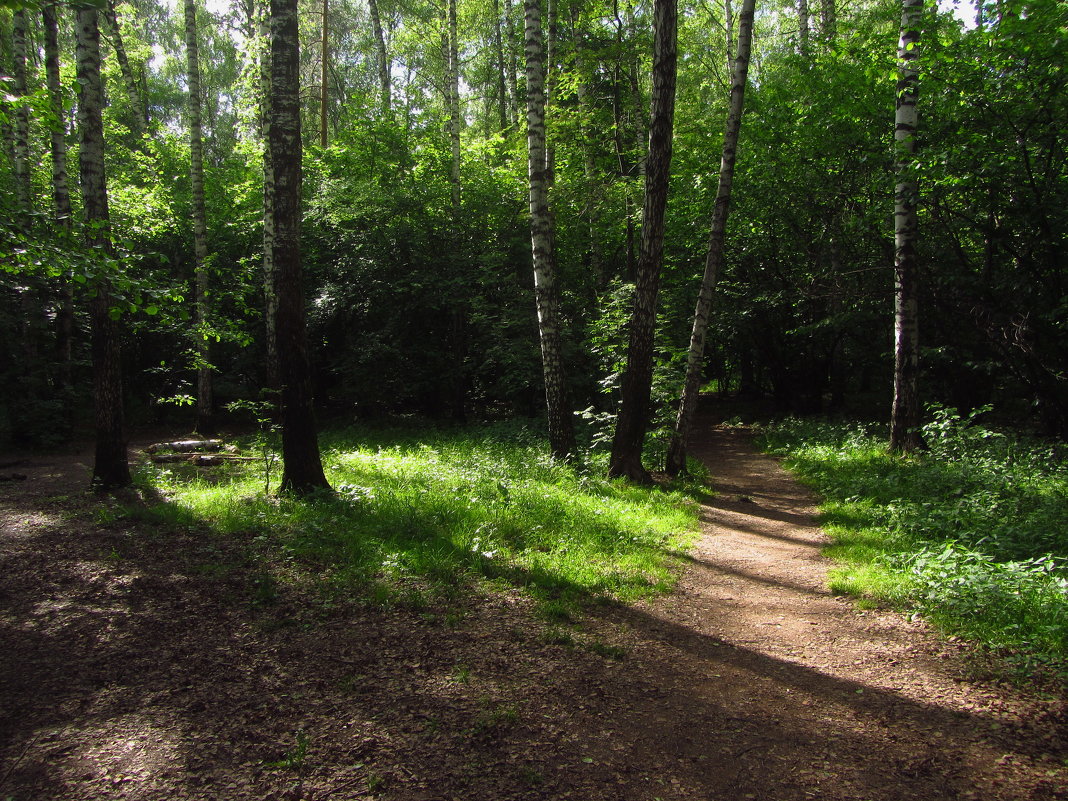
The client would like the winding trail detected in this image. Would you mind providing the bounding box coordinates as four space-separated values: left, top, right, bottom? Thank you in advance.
0 418 1065 800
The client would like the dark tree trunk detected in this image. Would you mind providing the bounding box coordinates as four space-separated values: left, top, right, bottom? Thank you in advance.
608 0 678 482
368 0 391 113
77 6 130 490
665 0 755 477
269 0 330 494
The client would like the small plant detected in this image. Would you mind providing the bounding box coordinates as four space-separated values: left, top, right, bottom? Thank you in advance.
586 639 627 660
366 770 385 792
452 664 471 684
541 627 574 647
264 730 309 772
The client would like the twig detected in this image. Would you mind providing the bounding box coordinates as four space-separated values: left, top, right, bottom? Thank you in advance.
0 734 40 789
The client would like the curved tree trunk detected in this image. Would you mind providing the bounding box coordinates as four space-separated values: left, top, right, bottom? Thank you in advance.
269 0 330 494
77 6 131 490
890 0 925 452
185 0 215 436
607 0 678 482
665 0 756 477
525 0 576 460
103 0 148 130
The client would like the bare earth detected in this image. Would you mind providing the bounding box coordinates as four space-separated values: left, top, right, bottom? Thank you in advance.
1 419 1066 800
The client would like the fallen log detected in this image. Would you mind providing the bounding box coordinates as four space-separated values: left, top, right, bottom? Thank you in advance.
149 454 256 465
144 439 225 454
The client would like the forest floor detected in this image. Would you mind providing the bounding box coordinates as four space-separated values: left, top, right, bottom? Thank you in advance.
1 412 1067 800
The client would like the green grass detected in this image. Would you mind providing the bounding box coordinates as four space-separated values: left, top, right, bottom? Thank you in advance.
760 406 1068 678
132 421 698 615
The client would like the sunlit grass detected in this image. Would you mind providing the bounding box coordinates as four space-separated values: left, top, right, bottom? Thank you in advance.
760 407 1068 678
133 422 699 614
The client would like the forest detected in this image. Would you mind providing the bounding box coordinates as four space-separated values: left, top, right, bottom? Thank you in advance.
1 0 1067 796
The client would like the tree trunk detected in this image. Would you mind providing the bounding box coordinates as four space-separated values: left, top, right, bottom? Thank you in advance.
572 3 603 289
320 0 329 147
103 0 148 130
492 0 509 130
525 0 576 461
889 0 924 453
11 9 31 215
260 0 279 391
446 0 461 212
504 0 521 123
269 0 330 494
820 0 836 42
665 0 755 477
367 0 391 114
607 0 678 482
44 1 75 388
77 6 131 490
185 0 215 436
797 0 810 54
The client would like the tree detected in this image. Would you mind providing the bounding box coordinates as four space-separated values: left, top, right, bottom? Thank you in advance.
608 0 678 482
77 5 131 489
268 0 331 494
525 0 576 460
665 0 756 477
367 0 390 113
185 0 215 435
889 0 924 452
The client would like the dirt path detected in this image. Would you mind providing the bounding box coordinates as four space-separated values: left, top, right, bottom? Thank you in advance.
1 422 1065 800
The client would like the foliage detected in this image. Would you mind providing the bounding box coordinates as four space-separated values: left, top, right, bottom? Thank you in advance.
760 408 1068 677
132 422 699 614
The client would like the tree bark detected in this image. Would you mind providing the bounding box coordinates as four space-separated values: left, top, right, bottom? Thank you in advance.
525 0 576 461
797 0 810 54
504 0 520 123
820 0 836 42
889 0 924 453
665 0 755 477
44 1 75 388
103 0 148 130
367 0 391 114
260 0 279 391
11 9 31 215
269 0 330 494
608 0 678 482
77 6 131 490
446 0 460 213
185 0 215 436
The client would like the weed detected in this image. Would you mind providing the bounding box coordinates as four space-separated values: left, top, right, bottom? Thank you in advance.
586 640 627 660
541 627 575 646
366 770 385 792
264 731 309 772
452 664 471 684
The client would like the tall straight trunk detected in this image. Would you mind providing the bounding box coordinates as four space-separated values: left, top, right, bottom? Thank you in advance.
607 0 678 482
447 0 460 212
820 0 836 41
44 1 75 387
525 0 576 460
797 0 810 54
504 0 520 123
11 9 31 215
185 0 214 435
890 0 924 452
320 0 328 146
665 0 756 477
572 3 603 288
77 6 131 490
269 0 330 494
492 0 509 130
367 0 391 113
260 1 279 391
103 0 148 130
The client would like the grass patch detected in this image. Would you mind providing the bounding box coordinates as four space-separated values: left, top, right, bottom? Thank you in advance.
760 406 1068 679
132 421 698 615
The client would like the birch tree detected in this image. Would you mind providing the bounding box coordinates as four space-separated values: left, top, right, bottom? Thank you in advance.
77 5 131 489
890 0 924 452
268 0 331 493
608 0 678 482
367 0 390 113
525 0 576 460
665 0 756 477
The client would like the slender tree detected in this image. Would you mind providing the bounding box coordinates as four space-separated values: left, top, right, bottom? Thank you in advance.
43 1 75 386
797 0 810 54
103 0 148 129
607 0 678 482
268 0 331 493
320 0 329 146
11 9 31 215
260 0 279 391
665 0 756 476
525 0 577 460
77 5 131 489
890 0 924 452
367 0 390 113
184 0 214 435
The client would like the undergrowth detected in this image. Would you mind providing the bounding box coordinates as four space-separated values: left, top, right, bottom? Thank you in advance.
760 406 1068 679
131 422 699 616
